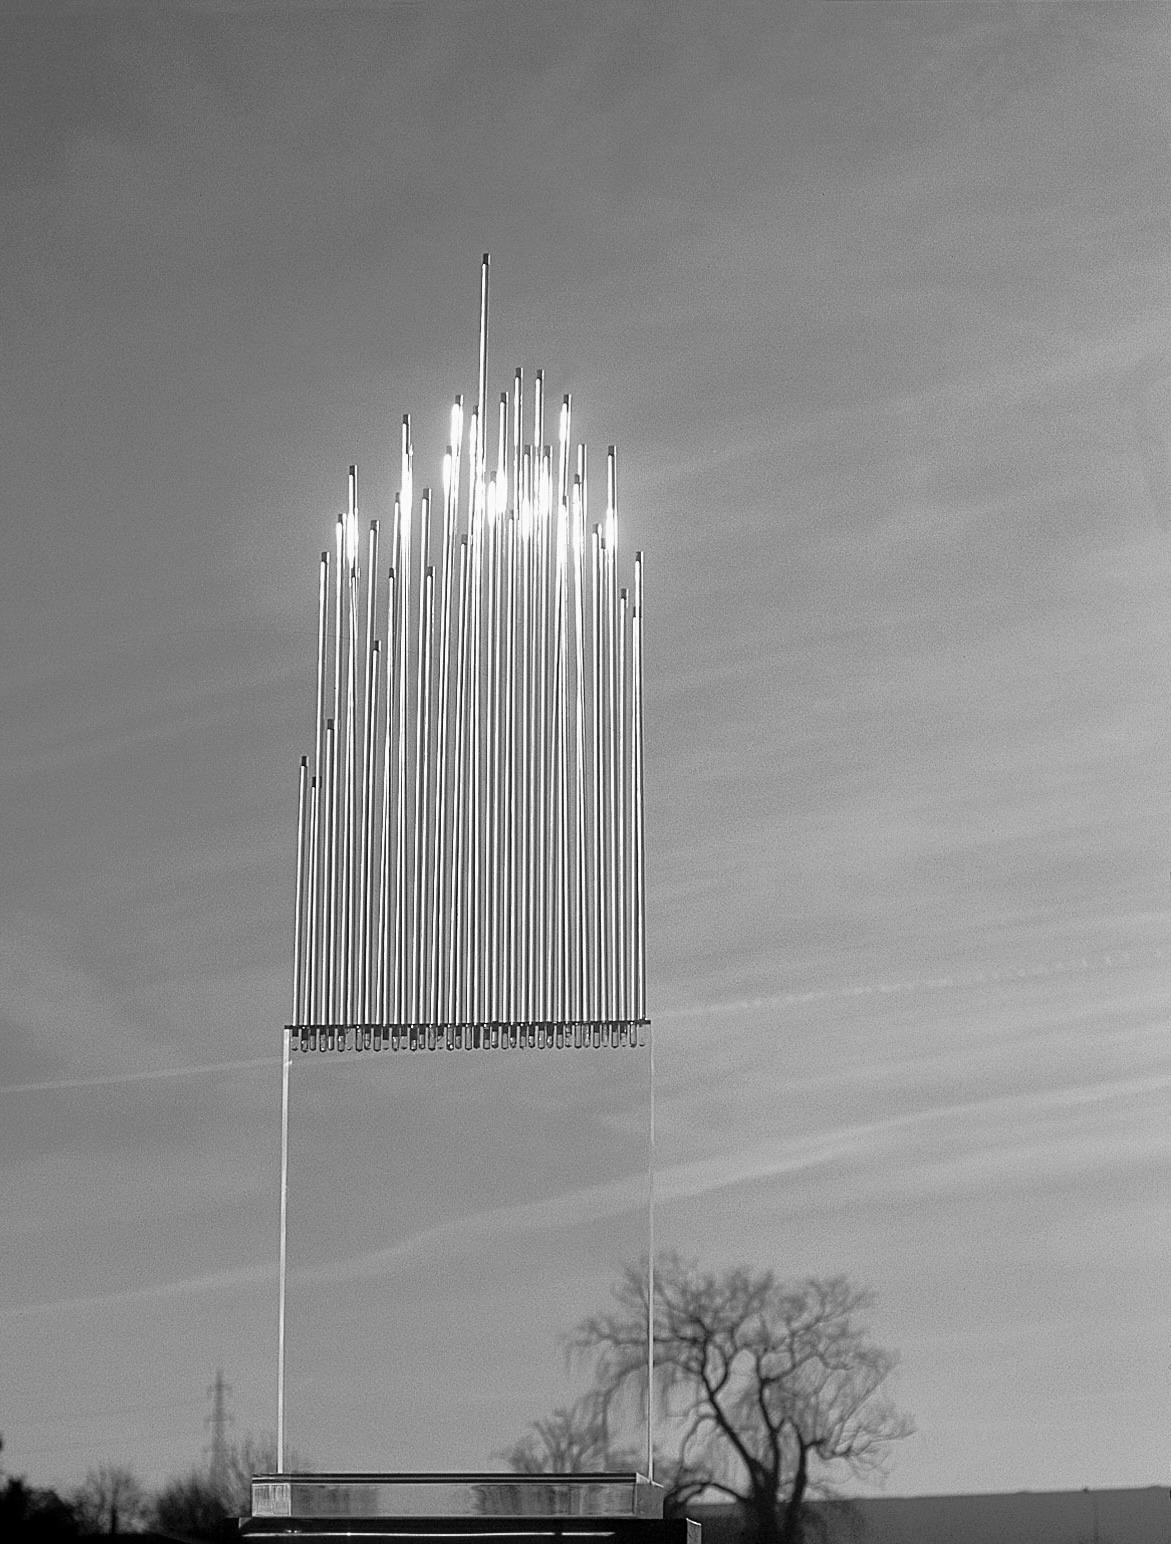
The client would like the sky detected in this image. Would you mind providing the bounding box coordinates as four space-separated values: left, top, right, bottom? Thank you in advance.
1 0 1169 1506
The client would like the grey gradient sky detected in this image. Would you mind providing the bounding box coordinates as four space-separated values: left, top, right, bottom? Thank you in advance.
2 0 1169 1502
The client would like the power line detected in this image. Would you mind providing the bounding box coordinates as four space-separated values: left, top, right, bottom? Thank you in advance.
204 1369 233 1491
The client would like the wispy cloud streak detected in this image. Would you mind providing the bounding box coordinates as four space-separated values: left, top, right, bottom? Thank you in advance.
658 943 1168 1023
3 942 1161 1095
0 1056 278 1096
9 1061 1165 1320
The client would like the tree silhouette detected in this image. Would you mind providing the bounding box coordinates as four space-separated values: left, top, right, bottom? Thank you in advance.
540 1254 913 1544
498 1394 639 1476
71 1465 144 1537
151 1432 308 1541
0 1471 79 1542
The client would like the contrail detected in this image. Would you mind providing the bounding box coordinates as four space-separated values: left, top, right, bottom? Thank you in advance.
2 1260 274 1320
0 1055 278 1096
656 944 1168 1024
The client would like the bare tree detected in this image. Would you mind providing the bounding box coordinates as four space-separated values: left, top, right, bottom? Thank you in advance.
498 1394 639 1475
566 1255 913 1544
221 1433 293 1516
151 1470 232 1542
151 1432 309 1541
1 1477 79 1541
72 1465 144 1537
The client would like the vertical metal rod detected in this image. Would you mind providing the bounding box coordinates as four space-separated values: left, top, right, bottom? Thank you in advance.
610 446 627 1022
395 420 414 1025
321 719 335 1033
583 445 599 1028
485 484 502 1021
646 1016 655 1480
530 396 544 1021
553 486 571 1023
276 1021 291 1472
558 395 570 509
491 392 507 1018
470 261 488 1023
501 506 517 1025
511 369 523 520
477 255 489 488
600 531 614 1031
549 554 564 1025
430 414 460 1024
343 469 359 1027
310 552 329 1025
329 518 344 1024
359 523 379 1024
449 538 471 1025
412 565 435 1023
278 755 302 1460
604 499 620 1027
410 480 432 1021
632 552 647 1023
467 413 485 1025
570 478 589 1024
342 572 358 1025
517 455 534 1022
590 525 604 1021
307 780 319 1030
534 446 552 1019
507 374 523 1023
293 760 308 1025
377 567 398 1026
529 448 542 1022
617 587 629 1023
561 401 584 1024
450 399 464 541
362 639 380 1027
448 407 466 1004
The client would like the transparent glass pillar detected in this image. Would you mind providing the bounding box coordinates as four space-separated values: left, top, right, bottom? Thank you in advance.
280 1035 652 1476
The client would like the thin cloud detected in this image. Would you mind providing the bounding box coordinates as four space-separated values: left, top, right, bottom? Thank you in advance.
12 1061 1163 1323
656 942 1169 1024
1 1259 273 1320
0 1055 277 1096
2 941 1161 1096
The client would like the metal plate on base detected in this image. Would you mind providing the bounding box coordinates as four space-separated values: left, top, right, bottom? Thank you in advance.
250 1475 665 1521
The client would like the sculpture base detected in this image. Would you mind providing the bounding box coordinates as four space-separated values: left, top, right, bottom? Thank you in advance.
241 1473 697 1544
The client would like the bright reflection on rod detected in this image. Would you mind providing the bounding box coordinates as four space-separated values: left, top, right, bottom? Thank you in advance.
288 257 648 1052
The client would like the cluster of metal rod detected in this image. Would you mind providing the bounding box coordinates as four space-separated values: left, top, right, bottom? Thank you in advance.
288 258 647 1052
